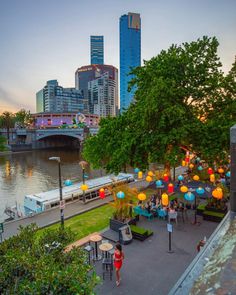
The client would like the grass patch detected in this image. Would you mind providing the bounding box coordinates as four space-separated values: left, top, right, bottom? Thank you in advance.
197 203 206 210
130 224 153 236
203 210 225 218
39 204 115 242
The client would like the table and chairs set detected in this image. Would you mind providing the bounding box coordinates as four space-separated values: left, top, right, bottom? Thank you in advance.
83 234 114 281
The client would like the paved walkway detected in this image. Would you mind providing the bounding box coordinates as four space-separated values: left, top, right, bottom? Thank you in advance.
2 196 113 240
94 211 218 295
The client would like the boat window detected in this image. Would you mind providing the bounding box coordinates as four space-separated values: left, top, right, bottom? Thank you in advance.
36 201 42 206
65 198 72 203
51 202 59 208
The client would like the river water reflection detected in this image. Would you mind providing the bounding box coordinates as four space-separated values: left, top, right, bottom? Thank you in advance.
0 149 104 220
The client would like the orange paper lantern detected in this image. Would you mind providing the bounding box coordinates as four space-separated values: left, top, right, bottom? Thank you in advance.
210 174 215 183
80 184 88 191
193 175 200 181
212 187 223 199
182 160 186 167
138 193 146 201
138 171 143 179
189 163 194 169
148 171 154 177
218 168 224 174
180 185 188 193
146 175 152 182
161 193 169 206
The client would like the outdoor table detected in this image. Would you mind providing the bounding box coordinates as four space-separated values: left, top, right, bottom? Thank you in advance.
90 234 102 261
99 242 113 258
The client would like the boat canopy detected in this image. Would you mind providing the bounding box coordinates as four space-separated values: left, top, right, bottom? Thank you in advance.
24 173 134 205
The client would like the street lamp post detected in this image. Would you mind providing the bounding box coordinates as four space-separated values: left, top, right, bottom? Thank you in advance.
79 160 88 204
49 157 64 228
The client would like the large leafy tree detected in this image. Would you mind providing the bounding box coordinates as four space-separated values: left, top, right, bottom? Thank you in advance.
15 108 33 128
83 36 236 173
0 135 6 151
0 224 99 294
0 111 15 144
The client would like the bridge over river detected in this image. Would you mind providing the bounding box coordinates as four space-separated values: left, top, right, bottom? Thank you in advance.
0 127 99 151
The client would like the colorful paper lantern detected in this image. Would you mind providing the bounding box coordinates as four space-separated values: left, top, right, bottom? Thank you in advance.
185 157 190 163
212 187 223 199
168 183 174 193
64 179 72 186
197 166 203 171
193 175 200 181
182 160 186 167
196 187 205 195
161 193 169 206
196 157 201 162
163 174 169 182
189 163 194 169
117 191 125 199
134 168 140 173
218 168 224 174
180 185 188 193
138 193 146 201
148 171 154 177
178 175 184 181
146 175 153 182
207 167 213 175
156 180 163 187
80 184 88 191
226 171 231 178
138 171 143 179
99 188 105 199
210 174 215 183
184 192 195 201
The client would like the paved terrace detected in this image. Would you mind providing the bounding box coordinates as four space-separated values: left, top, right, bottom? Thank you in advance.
95 211 218 295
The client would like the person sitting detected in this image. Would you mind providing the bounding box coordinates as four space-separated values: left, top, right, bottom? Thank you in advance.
169 205 176 214
137 200 143 209
145 201 152 214
150 194 157 206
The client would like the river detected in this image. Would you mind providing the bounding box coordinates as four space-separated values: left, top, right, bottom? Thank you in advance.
0 149 104 221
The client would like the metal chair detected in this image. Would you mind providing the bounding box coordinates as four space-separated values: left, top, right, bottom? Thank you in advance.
168 212 178 224
102 258 113 280
84 244 94 265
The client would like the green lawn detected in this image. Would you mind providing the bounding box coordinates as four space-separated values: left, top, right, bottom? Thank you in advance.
41 204 115 242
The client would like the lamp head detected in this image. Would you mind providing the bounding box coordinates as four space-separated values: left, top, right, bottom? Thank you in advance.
49 157 60 162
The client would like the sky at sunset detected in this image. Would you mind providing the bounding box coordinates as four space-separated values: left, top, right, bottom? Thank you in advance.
0 0 236 113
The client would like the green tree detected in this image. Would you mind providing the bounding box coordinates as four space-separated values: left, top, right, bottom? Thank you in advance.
0 135 6 151
0 224 99 294
0 111 15 144
83 36 236 173
15 109 33 128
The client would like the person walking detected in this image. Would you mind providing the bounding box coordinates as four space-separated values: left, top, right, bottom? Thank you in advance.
113 243 124 286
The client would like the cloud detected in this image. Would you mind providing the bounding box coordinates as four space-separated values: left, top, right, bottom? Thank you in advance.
0 86 25 112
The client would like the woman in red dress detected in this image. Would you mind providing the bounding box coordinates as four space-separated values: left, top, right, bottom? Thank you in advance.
113 243 124 286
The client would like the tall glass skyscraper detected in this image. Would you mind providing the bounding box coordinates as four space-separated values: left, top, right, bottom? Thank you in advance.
120 12 141 112
90 36 104 65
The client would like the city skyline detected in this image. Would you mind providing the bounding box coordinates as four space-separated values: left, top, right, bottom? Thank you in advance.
0 0 236 113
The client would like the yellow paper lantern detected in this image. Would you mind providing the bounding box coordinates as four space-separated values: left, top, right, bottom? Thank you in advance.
138 171 143 179
193 175 200 181
161 193 169 206
212 187 223 199
146 175 152 182
218 168 224 174
180 185 188 193
80 184 88 191
210 174 215 183
189 163 194 169
182 160 186 167
138 193 146 201
148 171 154 177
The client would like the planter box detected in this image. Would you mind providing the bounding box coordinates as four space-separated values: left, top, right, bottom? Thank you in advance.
205 206 227 214
203 210 226 222
130 225 153 241
109 218 137 232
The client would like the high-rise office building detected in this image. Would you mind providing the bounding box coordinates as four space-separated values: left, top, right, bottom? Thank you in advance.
75 64 118 114
36 80 88 113
88 72 118 117
120 12 141 111
90 36 104 65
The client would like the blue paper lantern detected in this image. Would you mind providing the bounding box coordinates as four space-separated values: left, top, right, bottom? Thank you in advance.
197 166 203 171
196 187 205 195
184 192 195 201
156 180 163 187
117 191 125 199
134 168 140 173
178 175 184 181
226 171 231 178
64 179 72 186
